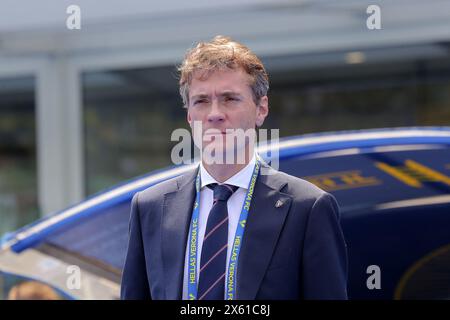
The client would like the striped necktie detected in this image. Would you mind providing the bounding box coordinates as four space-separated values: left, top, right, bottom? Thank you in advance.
197 183 238 300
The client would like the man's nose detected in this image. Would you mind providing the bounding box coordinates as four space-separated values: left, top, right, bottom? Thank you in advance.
207 99 225 123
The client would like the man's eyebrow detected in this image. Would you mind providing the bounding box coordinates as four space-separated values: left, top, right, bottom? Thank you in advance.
190 91 243 100
220 91 242 97
191 94 209 100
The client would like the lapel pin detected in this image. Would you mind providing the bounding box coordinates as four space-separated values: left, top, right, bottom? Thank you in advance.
275 200 283 208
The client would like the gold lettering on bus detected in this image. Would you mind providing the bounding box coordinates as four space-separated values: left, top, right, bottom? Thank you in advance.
375 160 450 188
304 170 380 191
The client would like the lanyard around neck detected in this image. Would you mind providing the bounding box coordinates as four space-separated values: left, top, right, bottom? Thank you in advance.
186 159 261 300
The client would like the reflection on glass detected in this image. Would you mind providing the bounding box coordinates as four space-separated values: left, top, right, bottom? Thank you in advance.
83 66 188 195
83 51 450 196
265 54 450 136
0 76 38 237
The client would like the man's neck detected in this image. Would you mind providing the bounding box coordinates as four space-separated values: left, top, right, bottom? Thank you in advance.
202 148 254 183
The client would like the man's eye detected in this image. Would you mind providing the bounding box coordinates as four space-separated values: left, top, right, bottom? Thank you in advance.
194 99 207 105
225 97 238 102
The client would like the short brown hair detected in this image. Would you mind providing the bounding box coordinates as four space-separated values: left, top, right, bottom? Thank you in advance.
178 35 269 108
7 281 62 300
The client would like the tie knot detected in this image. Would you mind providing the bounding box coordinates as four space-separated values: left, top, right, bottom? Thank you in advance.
208 183 238 201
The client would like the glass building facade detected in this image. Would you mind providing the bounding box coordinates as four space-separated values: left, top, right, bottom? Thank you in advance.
82 50 450 195
0 76 38 235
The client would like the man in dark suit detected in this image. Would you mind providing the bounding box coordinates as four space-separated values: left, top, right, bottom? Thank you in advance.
121 35 348 300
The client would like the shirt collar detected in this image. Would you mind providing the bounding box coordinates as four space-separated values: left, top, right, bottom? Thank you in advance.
199 153 257 190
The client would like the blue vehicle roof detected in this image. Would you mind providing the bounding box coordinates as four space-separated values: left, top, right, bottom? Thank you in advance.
1 126 450 271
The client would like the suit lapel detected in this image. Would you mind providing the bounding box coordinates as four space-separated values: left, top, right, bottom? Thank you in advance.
236 165 292 299
161 168 198 300
160 163 292 300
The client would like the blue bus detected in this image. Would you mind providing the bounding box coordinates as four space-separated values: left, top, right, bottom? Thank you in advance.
1 126 450 299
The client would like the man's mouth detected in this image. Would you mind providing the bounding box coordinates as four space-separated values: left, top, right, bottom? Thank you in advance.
203 130 229 135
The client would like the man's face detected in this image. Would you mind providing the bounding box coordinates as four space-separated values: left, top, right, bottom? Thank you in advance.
187 67 268 163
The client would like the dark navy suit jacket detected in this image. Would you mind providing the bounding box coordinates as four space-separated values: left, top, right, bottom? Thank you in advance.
121 162 348 299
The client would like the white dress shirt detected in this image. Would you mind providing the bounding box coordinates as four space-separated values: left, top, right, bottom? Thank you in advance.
182 153 257 300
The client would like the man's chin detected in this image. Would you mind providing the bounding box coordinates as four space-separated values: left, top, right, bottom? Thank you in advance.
201 143 249 165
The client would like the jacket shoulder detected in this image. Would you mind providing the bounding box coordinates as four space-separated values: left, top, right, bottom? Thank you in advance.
271 169 330 201
134 167 197 205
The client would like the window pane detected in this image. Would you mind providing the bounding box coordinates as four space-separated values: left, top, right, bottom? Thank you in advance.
264 53 450 135
0 76 38 236
82 50 450 196
83 66 188 195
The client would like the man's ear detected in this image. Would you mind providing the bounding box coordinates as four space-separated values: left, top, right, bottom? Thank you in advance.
255 96 269 127
187 107 192 127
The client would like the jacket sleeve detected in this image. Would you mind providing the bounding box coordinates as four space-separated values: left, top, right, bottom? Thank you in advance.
301 192 348 299
120 192 152 300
